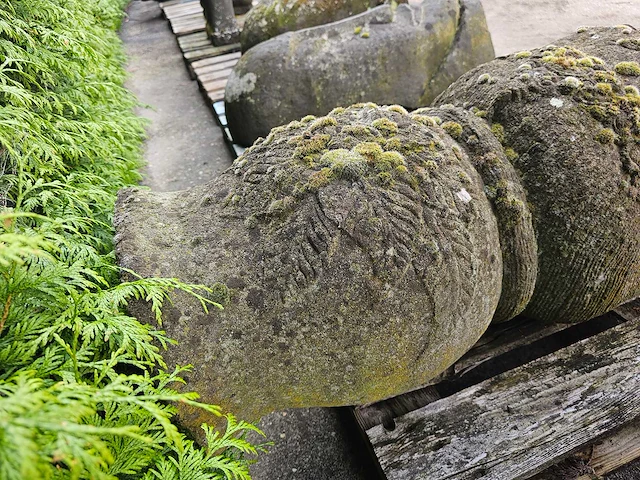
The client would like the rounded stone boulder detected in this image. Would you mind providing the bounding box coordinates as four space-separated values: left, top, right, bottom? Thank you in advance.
240 0 385 52
225 0 495 146
115 104 503 425
435 25 640 324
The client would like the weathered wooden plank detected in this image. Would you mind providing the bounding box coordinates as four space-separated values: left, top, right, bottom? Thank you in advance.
191 49 241 70
368 317 640 480
159 0 192 12
165 2 202 20
194 58 238 77
355 304 630 430
202 78 228 92
531 419 640 479
582 421 640 478
171 15 204 29
177 33 209 51
198 67 233 84
184 46 235 63
206 87 226 103
192 55 240 75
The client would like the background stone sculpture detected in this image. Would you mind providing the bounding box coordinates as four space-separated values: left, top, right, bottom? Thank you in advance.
225 0 495 146
115 27 640 435
240 0 386 52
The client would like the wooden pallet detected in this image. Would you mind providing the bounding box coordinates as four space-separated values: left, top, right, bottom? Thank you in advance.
357 299 640 479
160 0 205 36
160 0 243 112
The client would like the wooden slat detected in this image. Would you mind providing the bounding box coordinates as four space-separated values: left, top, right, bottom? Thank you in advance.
165 3 202 19
171 13 204 26
581 422 640 478
202 78 228 92
191 49 241 70
368 316 640 480
206 87 227 103
193 54 240 75
198 67 233 84
532 419 640 479
159 0 193 11
355 306 628 430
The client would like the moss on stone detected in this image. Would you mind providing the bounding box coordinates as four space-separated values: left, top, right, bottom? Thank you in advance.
561 76 582 89
319 149 367 180
615 61 640 76
596 82 614 95
595 71 617 83
617 38 640 50
625 85 640 96
386 105 408 115
491 123 506 144
586 104 609 121
377 171 392 185
577 57 594 67
425 160 438 171
309 116 338 132
411 114 439 126
477 73 492 84
596 128 616 144
442 121 463 139
353 141 384 161
372 117 399 136
306 167 334 190
294 134 331 158
353 26 362 35
341 124 374 138
209 282 231 305
515 50 532 59
504 147 519 161
457 171 471 184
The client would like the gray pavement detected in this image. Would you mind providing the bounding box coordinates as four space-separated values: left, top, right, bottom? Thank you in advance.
121 0 232 192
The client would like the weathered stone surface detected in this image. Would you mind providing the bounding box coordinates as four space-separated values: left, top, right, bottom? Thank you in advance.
240 0 384 52
248 408 376 480
115 104 503 425
435 26 640 324
225 0 495 146
201 0 240 46
115 27 640 437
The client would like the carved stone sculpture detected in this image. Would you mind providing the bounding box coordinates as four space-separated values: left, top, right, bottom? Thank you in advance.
240 0 386 52
225 0 495 146
115 27 640 433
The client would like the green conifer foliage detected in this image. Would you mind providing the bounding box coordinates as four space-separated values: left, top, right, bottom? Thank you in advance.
0 1 263 478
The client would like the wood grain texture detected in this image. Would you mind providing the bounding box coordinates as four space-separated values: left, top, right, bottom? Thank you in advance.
191 50 241 70
368 317 640 480
356 304 630 430
588 422 640 477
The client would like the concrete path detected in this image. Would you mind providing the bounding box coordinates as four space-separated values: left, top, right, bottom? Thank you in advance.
483 0 640 56
120 0 232 192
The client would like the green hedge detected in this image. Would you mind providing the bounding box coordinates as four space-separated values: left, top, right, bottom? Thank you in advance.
0 1 261 478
